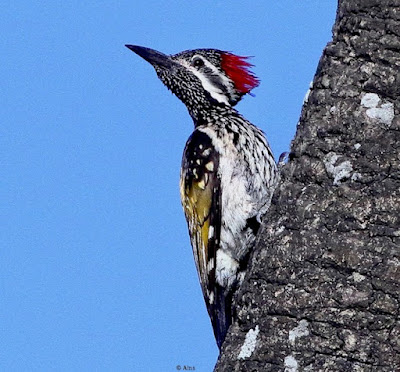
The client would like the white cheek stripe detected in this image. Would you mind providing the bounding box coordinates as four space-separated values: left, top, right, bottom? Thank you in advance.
192 69 230 105
202 58 233 91
179 57 231 106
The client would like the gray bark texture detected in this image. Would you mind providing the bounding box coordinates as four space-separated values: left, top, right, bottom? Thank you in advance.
215 1 400 371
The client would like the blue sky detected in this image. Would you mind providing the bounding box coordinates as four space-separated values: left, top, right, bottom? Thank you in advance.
1 2 336 370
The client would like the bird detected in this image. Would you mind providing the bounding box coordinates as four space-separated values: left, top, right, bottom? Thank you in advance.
126 45 278 349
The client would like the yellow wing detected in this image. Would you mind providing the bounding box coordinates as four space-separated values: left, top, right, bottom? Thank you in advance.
180 129 239 349
180 129 220 305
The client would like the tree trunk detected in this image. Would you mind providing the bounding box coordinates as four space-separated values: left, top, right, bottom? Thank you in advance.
215 0 400 371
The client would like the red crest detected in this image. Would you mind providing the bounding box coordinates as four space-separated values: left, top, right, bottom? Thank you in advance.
221 53 260 94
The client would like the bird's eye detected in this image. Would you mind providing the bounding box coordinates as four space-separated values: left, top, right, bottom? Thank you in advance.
192 57 204 68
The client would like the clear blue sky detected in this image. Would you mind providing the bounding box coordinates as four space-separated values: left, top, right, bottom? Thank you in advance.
1 2 336 371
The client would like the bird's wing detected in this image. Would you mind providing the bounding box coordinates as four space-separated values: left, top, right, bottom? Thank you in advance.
180 129 227 345
180 129 220 300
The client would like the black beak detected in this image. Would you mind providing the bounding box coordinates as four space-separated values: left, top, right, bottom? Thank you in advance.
125 45 174 69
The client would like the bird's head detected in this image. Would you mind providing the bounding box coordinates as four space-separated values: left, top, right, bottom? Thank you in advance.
126 45 259 116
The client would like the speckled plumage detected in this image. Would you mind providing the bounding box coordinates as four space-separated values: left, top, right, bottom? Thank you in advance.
126 45 277 349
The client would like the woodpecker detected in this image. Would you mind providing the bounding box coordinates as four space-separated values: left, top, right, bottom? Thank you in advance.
126 45 278 349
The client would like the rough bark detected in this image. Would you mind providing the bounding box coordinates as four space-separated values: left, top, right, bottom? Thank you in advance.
215 1 400 371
